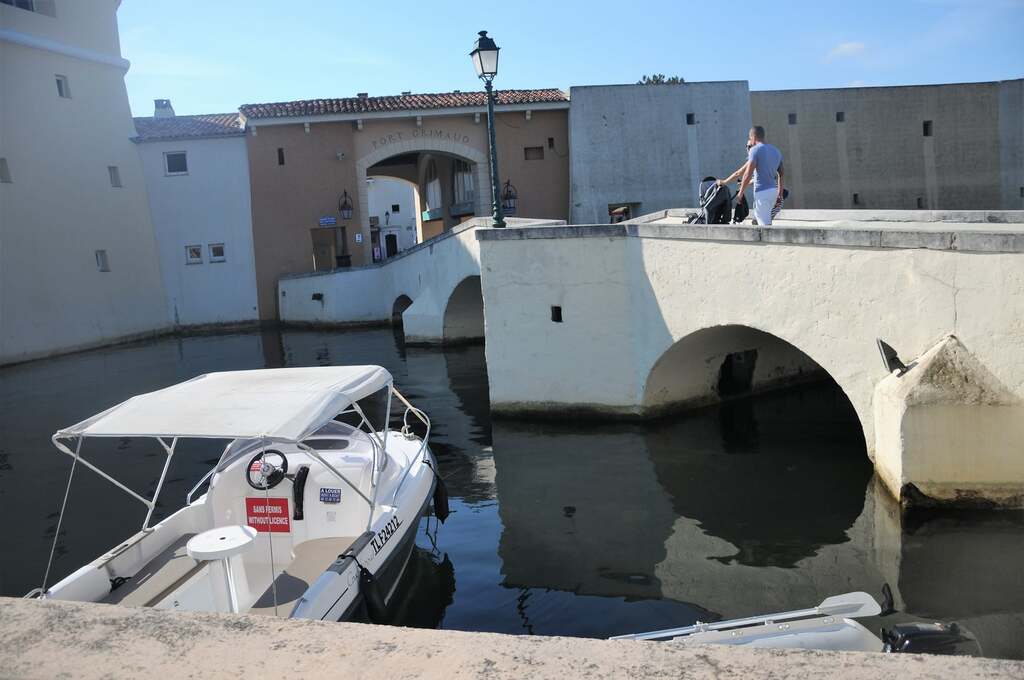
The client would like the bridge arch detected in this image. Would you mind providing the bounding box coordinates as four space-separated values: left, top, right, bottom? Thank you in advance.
443 275 484 344
392 294 413 326
642 324 864 435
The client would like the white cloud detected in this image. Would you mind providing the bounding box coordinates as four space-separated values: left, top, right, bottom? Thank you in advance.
825 41 866 62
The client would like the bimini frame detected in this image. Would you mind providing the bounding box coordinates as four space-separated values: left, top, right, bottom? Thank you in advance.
35 383 430 598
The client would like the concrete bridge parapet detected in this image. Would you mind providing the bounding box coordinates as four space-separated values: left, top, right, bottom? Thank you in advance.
476 211 1024 508
277 216 565 344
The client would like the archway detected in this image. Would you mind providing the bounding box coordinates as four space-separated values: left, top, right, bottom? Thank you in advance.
392 294 413 326
443 276 484 344
642 324 841 416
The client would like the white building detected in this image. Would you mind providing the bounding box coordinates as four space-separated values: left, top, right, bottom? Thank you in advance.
367 177 418 259
133 101 259 326
0 0 169 365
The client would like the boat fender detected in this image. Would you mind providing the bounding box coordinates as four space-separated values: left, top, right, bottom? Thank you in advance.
359 565 389 624
432 473 450 523
293 465 310 520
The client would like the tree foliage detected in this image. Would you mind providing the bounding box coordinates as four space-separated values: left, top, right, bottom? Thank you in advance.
637 74 685 85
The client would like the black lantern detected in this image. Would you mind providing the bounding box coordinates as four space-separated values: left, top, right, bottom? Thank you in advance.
501 179 518 215
338 191 353 220
470 30 499 80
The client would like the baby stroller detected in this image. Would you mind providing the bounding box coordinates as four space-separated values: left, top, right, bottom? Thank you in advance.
687 177 732 224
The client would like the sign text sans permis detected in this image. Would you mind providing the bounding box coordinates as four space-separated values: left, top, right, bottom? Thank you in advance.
370 515 403 555
371 129 472 151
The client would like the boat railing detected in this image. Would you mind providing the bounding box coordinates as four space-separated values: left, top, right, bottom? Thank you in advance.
389 386 432 504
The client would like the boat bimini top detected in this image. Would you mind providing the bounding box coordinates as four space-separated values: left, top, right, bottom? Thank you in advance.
40 366 431 597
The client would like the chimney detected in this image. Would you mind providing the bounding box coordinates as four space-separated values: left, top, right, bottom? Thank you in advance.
154 99 175 118
357 92 368 99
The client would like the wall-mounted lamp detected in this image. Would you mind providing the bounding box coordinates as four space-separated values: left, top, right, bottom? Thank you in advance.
501 179 518 215
338 191 354 220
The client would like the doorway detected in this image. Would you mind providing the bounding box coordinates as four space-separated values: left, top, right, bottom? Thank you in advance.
385 232 399 258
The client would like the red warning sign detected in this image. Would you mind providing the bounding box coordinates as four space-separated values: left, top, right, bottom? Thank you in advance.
245 497 290 533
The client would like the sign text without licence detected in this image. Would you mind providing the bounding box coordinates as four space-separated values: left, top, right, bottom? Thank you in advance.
245 497 290 533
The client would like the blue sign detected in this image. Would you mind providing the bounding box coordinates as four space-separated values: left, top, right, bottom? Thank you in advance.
320 487 342 504
318 216 337 227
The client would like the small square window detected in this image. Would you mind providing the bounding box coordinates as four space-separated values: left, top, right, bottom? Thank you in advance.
524 146 544 161
686 113 696 125
108 165 122 188
209 243 226 262
391 203 400 213
185 245 203 264
550 305 563 323
277 147 286 165
788 113 798 125
95 249 110 272
923 120 933 137
835 111 845 123
164 151 188 175
55 74 70 98
853 192 861 205
0 158 11 183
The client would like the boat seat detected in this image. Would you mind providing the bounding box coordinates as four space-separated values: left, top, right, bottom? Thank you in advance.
101 533 201 607
248 536 356 617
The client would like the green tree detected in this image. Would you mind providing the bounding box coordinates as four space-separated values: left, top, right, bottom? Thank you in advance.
637 74 685 85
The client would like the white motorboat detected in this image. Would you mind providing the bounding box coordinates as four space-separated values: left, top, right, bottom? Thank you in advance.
612 591 980 655
28 366 447 622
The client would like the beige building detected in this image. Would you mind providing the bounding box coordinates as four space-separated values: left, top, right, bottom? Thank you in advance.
239 89 570 319
0 0 169 365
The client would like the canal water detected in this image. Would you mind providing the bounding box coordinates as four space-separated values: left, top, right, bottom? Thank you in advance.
1 328 1022 659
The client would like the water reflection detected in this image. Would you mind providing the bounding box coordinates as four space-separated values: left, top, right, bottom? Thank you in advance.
0 328 1022 658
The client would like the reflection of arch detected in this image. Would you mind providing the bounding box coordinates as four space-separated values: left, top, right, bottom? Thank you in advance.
356 138 490 245
443 276 484 344
643 324 859 430
392 295 413 326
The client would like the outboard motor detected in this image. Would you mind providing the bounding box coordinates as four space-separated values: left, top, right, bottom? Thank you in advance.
882 622 981 656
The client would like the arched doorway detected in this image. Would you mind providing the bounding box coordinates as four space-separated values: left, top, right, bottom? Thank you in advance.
443 276 484 344
392 294 413 326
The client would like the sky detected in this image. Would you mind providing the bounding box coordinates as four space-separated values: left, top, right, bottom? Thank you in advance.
118 0 1024 117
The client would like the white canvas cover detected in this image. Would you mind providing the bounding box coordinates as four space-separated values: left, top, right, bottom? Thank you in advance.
56 366 392 443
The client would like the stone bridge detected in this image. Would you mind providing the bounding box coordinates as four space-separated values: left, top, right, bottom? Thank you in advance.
477 210 1024 508
278 216 564 343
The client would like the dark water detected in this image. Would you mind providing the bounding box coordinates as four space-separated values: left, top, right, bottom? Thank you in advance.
1 328 1022 658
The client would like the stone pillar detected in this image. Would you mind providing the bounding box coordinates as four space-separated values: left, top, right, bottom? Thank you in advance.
873 335 1024 508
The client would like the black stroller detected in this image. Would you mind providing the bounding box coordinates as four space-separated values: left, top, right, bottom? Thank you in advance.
688 177 733 224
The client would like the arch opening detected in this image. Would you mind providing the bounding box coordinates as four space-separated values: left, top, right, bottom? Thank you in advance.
392 295 413 327
443 276 484 345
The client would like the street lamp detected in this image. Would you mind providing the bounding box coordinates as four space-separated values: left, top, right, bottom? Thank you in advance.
338 190 353 220
470 30 505 228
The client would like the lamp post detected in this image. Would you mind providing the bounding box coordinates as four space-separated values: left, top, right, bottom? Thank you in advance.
470 30 505 228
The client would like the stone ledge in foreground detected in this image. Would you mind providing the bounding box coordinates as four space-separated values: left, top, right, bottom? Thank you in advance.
1 598 1022 679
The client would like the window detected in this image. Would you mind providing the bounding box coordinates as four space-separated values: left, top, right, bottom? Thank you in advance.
95 250 110 272
277 147 285 165
424 160 441 211
391 203 400 213
55 74 70 98
1020 187 1023 198
788 113 798 125
550 306 563 323
452 159 475 207
686 113 696 125
108 166 122 188
923 120 933 137
164 151 188 175
547 137 555 149
524 146 544 161
209 243 226 263
1 0 34 11
916 197 924 209
853 192 861 205
185 245 202 264
0 158 11 183
835 111 845 123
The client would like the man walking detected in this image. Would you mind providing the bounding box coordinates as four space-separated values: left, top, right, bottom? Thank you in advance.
735 126 784 226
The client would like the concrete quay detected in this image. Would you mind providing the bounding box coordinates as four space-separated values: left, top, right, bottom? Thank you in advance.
2 597 1022 679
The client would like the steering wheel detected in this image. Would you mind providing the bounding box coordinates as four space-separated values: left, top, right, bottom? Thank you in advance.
246 450 289 490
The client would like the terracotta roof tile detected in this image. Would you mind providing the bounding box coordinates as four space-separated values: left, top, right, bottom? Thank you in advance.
133 113 244 142
239 88 568 120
